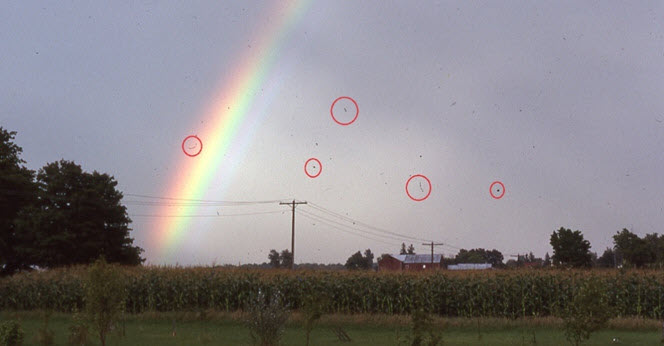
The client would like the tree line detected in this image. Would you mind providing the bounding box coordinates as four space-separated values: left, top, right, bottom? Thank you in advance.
326 226 664 271
0 127 143 276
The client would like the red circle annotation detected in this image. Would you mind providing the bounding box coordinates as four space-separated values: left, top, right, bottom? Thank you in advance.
304 158 322 178
330 96 359 126
181 135 203 157
405 174 432 201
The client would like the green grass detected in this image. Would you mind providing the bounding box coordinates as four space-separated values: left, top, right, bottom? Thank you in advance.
1 311 661 345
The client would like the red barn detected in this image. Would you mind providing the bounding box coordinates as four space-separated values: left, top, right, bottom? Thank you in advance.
378 254 443 271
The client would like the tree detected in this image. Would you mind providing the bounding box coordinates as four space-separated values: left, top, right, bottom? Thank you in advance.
0 127 37 275
400 243 407 255
280 249 293 269
344 249 373 270
563 279 612 346
363 249 374 269
455 249 485 264
549 227 592 268
15 160 143 268
643 233 664 266
543 252 551 267
268 250 281 268
596 248 616 268
612 228 653 268
345 251 366 270
407 244 416 254
86 257 126 346
454 248 504 267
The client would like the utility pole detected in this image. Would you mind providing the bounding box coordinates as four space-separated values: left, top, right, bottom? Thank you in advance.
422 242 444 269
279 200 307 270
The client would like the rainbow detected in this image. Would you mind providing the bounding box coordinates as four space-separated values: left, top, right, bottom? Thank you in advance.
151 1 310 261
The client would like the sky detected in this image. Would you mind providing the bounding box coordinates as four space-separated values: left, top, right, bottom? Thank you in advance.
2 1 663 266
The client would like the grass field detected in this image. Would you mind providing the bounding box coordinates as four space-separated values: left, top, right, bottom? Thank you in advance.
2 311 662 345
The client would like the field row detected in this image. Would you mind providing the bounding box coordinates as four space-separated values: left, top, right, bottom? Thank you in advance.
2 267 663 318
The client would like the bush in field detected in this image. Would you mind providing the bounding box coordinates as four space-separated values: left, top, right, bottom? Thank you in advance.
35 311 54 346
396 306 442 346
0 320 24 346
302 293 330 346
245 289 290 346
563 278 613 346
85 257 126 346
68 310 90 346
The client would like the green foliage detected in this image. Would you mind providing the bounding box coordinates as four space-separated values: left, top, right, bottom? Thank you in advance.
302 293 329 346
280 250 293 269
2 267 663 319
35 311 54 346
563 278 613 346
0 320 24 346
596 248 617 268
454 248 504 267
407 244 416 255
550 227 592 268
15 160 143 268
408 307 442 346
613 228 664 268
267 249 293 269
400 243 416 255
344 249 373 270
85 257 127 346
68 311 90 346
268 250 281 268
244 289 290 346
0 127 36 276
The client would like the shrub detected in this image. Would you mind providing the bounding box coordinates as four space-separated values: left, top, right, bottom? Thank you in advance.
35 311 54 346
85 257 127 346
68 311 90 346
563 278 613 346
302 293 329 346
245 289 290 346
0 320 24 346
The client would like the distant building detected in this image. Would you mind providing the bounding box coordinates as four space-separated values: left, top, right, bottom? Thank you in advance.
378 254 443 271
447 263 492 270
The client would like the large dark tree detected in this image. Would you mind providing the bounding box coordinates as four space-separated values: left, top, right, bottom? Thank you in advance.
15 160 143 268
455 248 504 267
543 252 552 267
596 247 617 268
345 249 373 270
363 249 374 269
280 249 293 268
550 227 592 268
0 128 37 275
268 249 281 268
612 229 656 268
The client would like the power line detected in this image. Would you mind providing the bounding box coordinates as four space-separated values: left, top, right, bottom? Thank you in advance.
129 210 285 218
306 202 430 243
299 208 420 244
306 202 470 253
299 212 401 247
124 193 286 205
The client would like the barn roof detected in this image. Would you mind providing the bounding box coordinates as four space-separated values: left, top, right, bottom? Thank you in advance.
390 254 443 264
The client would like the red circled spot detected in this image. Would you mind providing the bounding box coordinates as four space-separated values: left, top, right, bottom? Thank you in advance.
182 135 203 157
406 174 432 202
304 158 322 178
490 181 505 199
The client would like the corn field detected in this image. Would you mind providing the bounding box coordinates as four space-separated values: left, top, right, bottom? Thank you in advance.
1 267 663 319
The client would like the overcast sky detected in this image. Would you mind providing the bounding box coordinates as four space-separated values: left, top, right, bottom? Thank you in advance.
2 1 663 265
